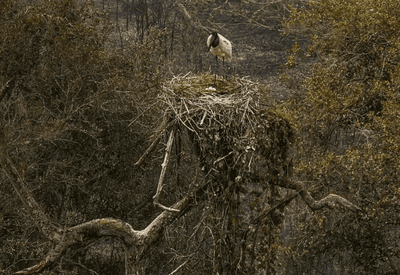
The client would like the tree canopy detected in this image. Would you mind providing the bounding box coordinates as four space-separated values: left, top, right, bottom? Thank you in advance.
280 0 400 273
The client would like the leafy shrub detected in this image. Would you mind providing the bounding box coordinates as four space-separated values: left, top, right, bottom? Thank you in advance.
281 0 400 274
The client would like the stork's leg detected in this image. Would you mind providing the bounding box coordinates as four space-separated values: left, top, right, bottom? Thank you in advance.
214 55 218 86
216 55 219 74
223 57 226 79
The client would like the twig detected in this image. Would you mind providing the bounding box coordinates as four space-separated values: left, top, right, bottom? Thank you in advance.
169 258 190 275
213 151 233 166
134 135 161 167
200 110 207 126
154 201 180 212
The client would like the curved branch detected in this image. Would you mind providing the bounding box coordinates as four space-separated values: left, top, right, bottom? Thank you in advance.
15 218 140 274
303 192 361 211
276 179 361 212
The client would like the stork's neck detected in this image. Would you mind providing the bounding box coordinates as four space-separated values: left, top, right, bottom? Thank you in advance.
212 33 219 48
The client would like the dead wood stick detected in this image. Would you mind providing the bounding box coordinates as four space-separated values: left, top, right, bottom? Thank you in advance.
134 135 161 167
153 130 179 212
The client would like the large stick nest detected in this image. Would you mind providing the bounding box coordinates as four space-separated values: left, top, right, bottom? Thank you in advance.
158 73 292 181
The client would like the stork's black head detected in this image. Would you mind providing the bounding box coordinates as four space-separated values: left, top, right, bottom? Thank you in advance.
208 32 219 51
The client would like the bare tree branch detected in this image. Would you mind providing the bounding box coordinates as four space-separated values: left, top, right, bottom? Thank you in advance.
15 218 138 274
134 135 161 167
15 176 210 274
276 178 361 212
153 130 179 212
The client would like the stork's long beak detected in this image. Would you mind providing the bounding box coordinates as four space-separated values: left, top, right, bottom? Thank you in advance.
207 44 212 52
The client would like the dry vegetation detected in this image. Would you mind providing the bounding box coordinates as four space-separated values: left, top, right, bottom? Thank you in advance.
3 0 400 274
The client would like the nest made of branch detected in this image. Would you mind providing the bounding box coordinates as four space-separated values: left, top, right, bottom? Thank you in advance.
159 73 268 134
157 72 292 178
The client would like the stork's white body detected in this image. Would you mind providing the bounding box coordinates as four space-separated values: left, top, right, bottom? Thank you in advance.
207 33 232 62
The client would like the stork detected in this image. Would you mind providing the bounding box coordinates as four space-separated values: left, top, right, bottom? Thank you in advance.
207 32 232 81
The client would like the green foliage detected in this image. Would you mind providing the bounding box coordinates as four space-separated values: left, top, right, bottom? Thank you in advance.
281 0 400 274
